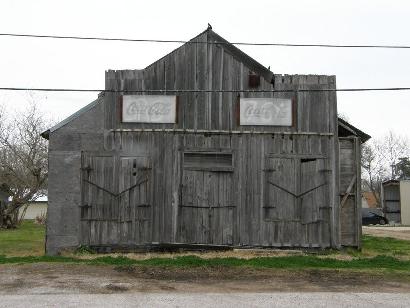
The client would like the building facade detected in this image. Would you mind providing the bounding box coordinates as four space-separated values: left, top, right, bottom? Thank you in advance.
42 29 369 255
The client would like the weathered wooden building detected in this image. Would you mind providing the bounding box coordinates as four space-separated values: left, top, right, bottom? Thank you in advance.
42 28 370 255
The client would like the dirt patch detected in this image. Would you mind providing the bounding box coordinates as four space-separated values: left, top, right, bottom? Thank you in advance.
363 226 410 241
105 283 131 292
0 263 409 294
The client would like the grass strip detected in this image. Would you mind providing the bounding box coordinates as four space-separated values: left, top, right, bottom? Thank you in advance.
0 255 409 271
361 235 410 256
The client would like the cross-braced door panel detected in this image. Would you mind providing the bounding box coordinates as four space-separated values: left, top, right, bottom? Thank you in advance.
299 158 328 224
80 154 151 246
265 158 297 220
81 155 117 245
265 157 328 224
81 155 117 221
119 157 151 244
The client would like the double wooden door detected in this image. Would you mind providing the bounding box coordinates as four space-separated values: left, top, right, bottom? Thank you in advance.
80 153 151 246
264 156 329 224
179 170 234 245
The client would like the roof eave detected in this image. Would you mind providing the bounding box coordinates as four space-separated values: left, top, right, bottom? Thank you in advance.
338 117 371 143
40 129 50 140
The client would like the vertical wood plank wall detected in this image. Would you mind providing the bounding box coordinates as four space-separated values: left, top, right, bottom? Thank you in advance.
94 27 340 247
47 29 354 254
94 30 339 248
339 137 361 247
97 133 335 248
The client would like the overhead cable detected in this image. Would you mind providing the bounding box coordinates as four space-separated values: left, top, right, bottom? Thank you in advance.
1 86 410 93
1 33 410 49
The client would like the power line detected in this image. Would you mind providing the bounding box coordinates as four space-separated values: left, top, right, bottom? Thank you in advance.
1 33 410 49
1 86 410 93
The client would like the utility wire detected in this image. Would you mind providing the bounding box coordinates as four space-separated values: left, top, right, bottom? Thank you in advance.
1 33 410 49
1 86 410 93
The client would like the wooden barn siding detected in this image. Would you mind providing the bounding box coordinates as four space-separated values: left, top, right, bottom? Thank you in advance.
339 137 361 247
99 132 334 248
104 31 336 135
94 32 340 248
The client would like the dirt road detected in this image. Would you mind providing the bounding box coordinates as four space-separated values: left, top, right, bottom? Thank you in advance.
1 263 409 294
362 226 410 241
1 293 410 308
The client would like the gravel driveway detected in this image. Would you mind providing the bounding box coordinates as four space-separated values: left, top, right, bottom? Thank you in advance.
362 226 410 240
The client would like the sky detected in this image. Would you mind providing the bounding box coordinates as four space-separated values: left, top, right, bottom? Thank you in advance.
0 0 409 140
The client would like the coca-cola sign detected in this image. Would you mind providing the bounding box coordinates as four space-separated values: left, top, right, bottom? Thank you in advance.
122 95 176 123
240 98 292 126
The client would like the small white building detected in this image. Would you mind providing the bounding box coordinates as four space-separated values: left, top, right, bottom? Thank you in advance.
381 180 410 225
19 196 48 220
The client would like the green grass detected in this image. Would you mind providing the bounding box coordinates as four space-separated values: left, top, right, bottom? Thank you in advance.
0 255 409 271
0 222 410 272
0 220 45 256
361 235 410 257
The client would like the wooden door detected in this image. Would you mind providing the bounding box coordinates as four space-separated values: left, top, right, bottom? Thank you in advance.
339 137 361 247
179 152 234 245
298 158 328 224
264 158 297 220
119 157 151 245
265 157 327 222
81 154 118 246
81 153 151 247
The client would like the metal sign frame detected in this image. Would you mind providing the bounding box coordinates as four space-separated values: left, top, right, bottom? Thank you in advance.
122 95 177 123
239 97 293 126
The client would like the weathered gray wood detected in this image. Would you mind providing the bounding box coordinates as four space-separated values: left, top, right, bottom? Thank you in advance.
339 137 361 247
340 175 357 208
46 28 364 255
355 137 362 248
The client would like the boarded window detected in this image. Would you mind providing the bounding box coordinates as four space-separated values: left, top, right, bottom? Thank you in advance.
183 152 233 172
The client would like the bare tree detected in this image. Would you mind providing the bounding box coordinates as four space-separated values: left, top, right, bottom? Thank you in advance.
361 131 410 207
0 101 50 228
361 142 387 206
379 132 410 179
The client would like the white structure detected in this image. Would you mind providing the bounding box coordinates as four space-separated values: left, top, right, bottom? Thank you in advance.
381 180 410 225
400 180 410 225
19 196 48 220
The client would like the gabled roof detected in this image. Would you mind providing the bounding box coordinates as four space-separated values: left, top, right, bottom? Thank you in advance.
42 28 370 142
207 29 274 83
338 117 371 143
145 27 274 84
41 98 100 140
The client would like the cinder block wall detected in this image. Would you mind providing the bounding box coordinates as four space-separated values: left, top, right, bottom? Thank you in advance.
46 99 104 255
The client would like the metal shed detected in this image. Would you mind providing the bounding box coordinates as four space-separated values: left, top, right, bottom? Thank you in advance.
42 28 369 255
381 179 410 224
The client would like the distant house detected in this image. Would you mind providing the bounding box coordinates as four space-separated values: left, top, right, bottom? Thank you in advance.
19 196 48 220
381 180 410 224
362 192 379 209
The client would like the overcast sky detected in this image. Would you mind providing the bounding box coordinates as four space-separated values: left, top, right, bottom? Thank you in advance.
0 0 409 140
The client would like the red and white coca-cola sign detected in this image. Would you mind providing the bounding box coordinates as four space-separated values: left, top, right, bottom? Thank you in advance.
240 98 292 126
122 95 177 123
